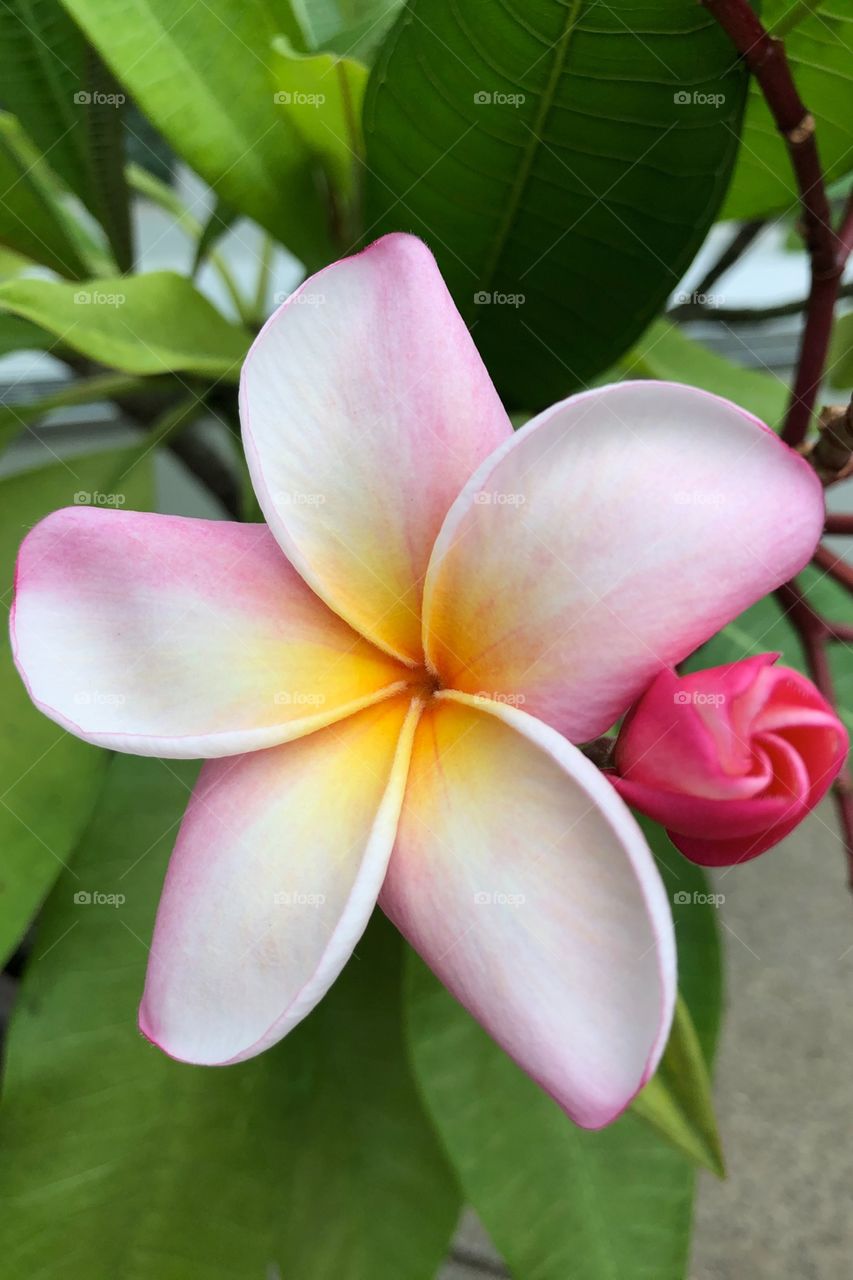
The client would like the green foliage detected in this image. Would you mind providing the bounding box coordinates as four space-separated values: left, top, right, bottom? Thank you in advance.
0 113 90 278
271 37 367 207
0 754 459 1279
0 447 153 966
632 995 724 1177
59 0 337 269
724 0 853 218
0 272 250 378
828 309 853 388
0 2 133 269
628 320 789 427
364 0 749 409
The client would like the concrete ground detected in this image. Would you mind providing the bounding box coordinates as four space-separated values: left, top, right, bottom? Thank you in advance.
440 800 853 1279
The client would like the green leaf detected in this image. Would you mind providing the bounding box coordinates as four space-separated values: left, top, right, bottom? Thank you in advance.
0 446 153 966
828 309 853 389
724 0 853 219
0 313 53 358
628 319 789 426
0 272 250 379
364 0 749 409
271 36 367 205
0 5 132 270
632 994 725 1177
60 0 335 268
191 195 239 275
0 113 89 278
0 754 459 1279
407 957 695 1280
638 816 723 1064
295 0 405 60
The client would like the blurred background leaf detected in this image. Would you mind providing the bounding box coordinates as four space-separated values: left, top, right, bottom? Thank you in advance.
0 1 133 270
0 113 90 277
0 272 251 378
0 447 153 965
58 0 335 269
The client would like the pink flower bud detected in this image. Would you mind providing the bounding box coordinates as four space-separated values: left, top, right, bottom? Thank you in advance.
611 654 849 866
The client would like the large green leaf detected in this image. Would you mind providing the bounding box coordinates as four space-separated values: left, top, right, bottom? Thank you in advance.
0 272 250 378
406 824 723 1278
0 4 132 269
628 319 789 427
0 754 459 1278
60 0 335 269
0 447 153 966
0 113 89 278
724 0 853 219
365 0 749 409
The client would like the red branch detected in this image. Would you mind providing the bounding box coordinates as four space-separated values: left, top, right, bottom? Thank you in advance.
704 0 853 881
776 578 853 886
825 513 853 535
701 0 846 448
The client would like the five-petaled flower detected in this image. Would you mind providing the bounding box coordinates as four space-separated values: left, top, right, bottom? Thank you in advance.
10 235 825 1128
611 655 848 865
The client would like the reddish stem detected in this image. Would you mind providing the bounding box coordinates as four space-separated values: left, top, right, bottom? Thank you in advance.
776 580 853 886
813 542 853 593
825 513 853 535
705 0 853 881
701 0 845 447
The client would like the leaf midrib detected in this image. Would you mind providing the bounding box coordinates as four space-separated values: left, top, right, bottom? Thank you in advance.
473 0 585 301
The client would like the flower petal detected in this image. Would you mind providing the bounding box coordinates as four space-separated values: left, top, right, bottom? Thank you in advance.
12 508 409 757
139 695 421 1064
380 690 676 1129
423 382 824 741
240 233 512 664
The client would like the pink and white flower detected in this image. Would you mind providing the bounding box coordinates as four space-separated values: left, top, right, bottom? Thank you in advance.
10 235 825 1128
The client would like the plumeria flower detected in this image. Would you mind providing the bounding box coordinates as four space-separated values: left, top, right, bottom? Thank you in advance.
10 235 824 1128
611 655 848 865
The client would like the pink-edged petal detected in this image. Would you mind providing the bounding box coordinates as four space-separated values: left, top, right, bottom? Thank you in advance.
139 695 421 1064
381 690 676 1129
12 508 409 757
423 381 824 741
240 233 512 665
